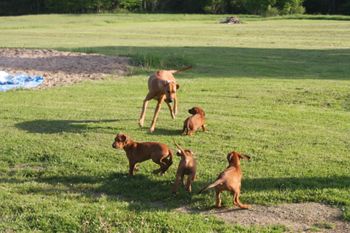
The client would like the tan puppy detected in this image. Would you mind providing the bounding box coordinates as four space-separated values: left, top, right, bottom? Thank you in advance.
139 66 192 132
182 107 206 136
199 151 250 209
112 133 173 176
172 141 196 194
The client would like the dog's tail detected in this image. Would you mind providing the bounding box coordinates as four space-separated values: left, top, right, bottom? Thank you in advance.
198 178 224 194
170 66 192 74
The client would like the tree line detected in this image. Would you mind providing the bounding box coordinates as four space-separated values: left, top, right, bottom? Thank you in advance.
0 0 349 16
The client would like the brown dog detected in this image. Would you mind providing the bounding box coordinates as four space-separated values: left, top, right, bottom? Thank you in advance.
112 133 173 176
139 66 192 132
172 141 196 194
199 151 250 209
182 107 206 136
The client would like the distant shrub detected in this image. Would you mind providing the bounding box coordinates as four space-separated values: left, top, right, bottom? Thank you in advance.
119 0 141 12
264 5 280 16
278 0 305 15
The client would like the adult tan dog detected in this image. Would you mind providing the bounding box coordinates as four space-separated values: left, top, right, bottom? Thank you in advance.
112 133 173 176
182 106 206 136
172 141 196 194
199 151 250 209
139 66 192 132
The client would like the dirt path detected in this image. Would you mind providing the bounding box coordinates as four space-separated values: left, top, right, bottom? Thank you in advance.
177 203 350 232
0 48 129 88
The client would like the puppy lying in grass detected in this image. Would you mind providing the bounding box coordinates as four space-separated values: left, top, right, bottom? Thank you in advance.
112 133 173 176
182 106 206 136
199 151 250 209
172 141 196 194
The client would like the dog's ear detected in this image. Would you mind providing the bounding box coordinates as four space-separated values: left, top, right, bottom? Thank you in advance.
163 80 171 88
227 152 234 163
176 84 180 90
188 107 196 115
239 154 251 160
118 134 127 142
193 107 201 114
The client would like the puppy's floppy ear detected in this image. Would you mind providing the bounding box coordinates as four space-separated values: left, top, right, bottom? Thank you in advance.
176 84 180 90
193 107 201 114
227 152 233 163
188 107 196 115
117 134 127 142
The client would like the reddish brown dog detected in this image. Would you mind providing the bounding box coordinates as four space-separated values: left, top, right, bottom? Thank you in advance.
112 133 173 176
139 66 192 132
172 141 196 194
199 151 250 209
182 106 206 136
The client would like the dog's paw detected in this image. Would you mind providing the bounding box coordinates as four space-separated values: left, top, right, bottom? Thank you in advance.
149 127 155 133
240 204 251 209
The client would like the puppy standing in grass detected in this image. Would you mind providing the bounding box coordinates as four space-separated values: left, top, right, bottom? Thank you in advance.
139 66 192 132
199 151 250 209
172 141 196 194
182 107 206 136
112 133 173 176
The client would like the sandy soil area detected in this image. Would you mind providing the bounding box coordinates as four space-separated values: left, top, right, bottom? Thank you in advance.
177 203 350 232
0 48 129 88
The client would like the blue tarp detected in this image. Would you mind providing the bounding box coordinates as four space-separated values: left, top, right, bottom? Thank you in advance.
0 71 44 92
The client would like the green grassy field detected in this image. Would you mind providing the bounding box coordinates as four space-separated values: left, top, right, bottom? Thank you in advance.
0 14 350 232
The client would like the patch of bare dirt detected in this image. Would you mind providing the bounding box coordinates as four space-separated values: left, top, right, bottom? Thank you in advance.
0 48 129 88
177 203 350 232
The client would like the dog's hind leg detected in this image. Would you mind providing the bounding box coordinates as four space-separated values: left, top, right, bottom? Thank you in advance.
215 190 222 208
128 162 136 176
172 172 182 193
159 154 173 174
185 174 194 193
233 188 250 209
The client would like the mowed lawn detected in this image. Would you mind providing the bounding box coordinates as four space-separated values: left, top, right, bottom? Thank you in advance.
0 14 350 232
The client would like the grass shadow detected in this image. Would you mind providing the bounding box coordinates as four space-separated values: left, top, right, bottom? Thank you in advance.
243 176 350 191
68 46 350 80
15 119 122 134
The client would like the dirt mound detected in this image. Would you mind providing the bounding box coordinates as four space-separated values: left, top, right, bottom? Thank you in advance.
220 16 241 24
0 48 129 88
177 203 349 232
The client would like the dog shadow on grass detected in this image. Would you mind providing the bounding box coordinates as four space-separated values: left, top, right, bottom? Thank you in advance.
148 127 183 136
33 172 208 211
15 119 134 134
28 172 350 212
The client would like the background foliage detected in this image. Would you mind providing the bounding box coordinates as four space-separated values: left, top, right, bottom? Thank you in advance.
0 0 349 16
